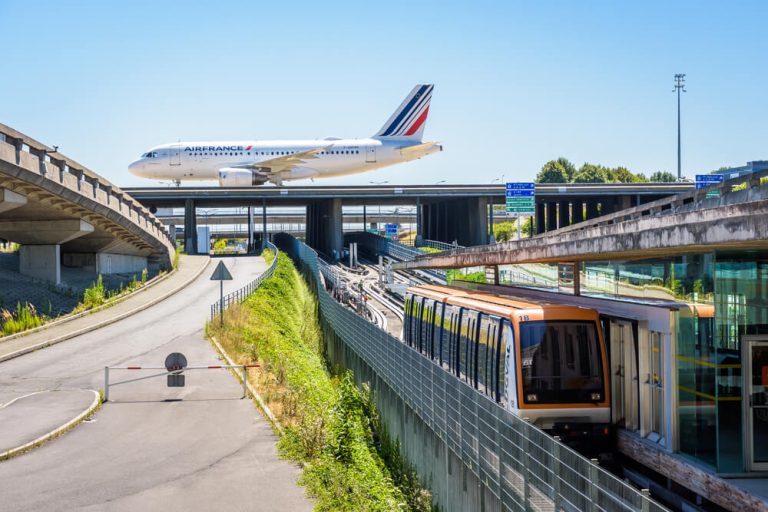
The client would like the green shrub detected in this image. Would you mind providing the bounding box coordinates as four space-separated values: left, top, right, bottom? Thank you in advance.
80 275 107 310
1 302 44 336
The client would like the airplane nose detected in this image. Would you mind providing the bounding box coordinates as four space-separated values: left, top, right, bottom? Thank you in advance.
128 160 145 177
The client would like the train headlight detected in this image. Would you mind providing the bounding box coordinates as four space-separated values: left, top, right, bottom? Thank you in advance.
591 393 602 401
526 394 538 402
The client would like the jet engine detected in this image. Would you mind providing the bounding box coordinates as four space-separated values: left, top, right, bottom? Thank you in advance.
217 168 268 187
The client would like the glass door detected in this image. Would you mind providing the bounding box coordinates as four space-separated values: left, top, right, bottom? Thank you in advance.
746 338 768 471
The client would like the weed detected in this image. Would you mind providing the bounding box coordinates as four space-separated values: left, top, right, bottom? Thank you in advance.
1 302 45 336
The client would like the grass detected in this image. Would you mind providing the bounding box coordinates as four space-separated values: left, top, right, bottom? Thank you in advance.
447 269 486 285
417 246 443 254
1 303 45 336
207 252 430 511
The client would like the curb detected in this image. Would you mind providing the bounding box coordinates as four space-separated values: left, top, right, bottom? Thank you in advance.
0 389 101 462
0 257 211 363
209 335 282 434
0 264 179 344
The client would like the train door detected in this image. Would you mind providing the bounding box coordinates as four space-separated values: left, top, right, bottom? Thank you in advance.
609 319 639 431
744 336 768 471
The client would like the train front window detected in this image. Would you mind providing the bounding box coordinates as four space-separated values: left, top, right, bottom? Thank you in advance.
519 320 604 404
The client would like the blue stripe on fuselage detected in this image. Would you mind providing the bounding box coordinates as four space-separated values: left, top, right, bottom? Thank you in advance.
381 84 429 136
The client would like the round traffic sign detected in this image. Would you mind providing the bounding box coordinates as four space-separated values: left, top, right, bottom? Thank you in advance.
165 352 188 372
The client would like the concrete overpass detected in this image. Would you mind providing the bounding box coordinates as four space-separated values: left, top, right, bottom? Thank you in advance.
126 182 691 257
0 124 174 284
394 170 768 275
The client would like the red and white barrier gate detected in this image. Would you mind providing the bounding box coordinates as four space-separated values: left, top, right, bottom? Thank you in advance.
104 362 259 402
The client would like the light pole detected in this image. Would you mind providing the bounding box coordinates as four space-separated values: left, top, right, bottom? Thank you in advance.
673 74 686 181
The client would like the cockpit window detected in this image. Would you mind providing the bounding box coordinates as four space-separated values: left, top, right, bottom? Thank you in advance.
141 151 158 158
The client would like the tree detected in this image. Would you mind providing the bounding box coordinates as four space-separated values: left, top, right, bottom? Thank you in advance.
556 157 576 182
493 222 515 242
611 166 646 183
648 171 677 182
535 160 569 183
572 163 608 183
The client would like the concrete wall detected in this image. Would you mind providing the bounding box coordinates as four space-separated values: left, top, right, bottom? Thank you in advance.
96 252 147 274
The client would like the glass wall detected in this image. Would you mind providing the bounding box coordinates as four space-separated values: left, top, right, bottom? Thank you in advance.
712 252 768 472
497 252 768 473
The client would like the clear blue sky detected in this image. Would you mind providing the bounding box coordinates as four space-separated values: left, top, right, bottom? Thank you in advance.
1 0 766 187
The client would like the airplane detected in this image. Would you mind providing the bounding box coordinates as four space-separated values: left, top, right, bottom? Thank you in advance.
128 84 442 187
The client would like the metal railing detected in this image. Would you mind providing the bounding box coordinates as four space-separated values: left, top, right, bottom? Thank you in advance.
209 242 279 320
275 232 666 512
345 232 448 281
417 238 463 251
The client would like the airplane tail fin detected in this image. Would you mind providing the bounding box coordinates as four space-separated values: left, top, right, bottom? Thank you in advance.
373 84 434 141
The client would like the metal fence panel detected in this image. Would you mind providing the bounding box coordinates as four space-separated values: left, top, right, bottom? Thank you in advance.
274 234 666 512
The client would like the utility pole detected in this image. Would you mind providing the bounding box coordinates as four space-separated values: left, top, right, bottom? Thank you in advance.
673 74 686 181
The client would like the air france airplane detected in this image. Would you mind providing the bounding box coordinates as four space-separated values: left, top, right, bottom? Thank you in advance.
128 84 441 187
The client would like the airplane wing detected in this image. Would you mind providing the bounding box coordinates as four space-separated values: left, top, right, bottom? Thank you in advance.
231 145 330 174
398 141 439 154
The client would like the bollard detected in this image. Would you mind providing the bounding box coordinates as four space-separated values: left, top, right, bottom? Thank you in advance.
104 366 110 402
242 365 248 399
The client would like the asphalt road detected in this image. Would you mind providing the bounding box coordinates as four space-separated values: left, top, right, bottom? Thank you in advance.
0 255 313 511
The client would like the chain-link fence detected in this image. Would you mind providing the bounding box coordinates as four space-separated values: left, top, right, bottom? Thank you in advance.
275 233 666 512
209 242 279 320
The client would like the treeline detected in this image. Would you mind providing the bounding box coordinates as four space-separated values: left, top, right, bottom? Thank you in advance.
535 157 677 184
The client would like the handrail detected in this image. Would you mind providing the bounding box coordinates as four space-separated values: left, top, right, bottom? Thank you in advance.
209 242 279 319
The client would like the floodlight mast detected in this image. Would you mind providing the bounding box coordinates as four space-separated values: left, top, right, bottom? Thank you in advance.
673 74 687 181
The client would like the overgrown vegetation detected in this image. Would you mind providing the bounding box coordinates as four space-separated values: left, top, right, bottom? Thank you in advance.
208 252 431 511
417 246 442 254
1 302 45 336
447 269 486 285
74 269 149 313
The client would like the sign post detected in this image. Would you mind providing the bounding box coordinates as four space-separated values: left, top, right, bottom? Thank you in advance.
695 174 724 198
506 182 535 240
210 260 233 326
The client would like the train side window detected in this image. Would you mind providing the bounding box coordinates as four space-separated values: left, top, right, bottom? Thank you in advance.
404 295 412 345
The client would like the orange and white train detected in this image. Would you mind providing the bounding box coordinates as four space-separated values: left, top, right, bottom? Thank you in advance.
404 285 611 443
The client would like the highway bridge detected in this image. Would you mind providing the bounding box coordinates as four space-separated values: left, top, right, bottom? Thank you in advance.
0 124 174 284
126 181 692 257
394 169 768 275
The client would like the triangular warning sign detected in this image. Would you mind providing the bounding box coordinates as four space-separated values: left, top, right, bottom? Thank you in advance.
210 260 233 281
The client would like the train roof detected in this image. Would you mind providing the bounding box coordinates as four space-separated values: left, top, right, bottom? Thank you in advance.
407 284 599 319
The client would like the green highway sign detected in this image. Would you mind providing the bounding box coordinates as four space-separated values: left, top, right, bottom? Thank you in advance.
505 197 535 204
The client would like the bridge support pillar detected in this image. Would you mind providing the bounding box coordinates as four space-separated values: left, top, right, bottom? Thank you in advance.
572 200 585 224
586 199 599 220
247 207 254 252
546 202 557 231
558 201 570 229
0 219 94 285
488 201 495 244
184 199 197 255
420 198 487 246
262 199 267 249
415 197 423 246
306 198 342 259
535 202 546 235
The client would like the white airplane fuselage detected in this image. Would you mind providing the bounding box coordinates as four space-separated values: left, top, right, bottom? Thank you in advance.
129 84 441 187
129 137 441 186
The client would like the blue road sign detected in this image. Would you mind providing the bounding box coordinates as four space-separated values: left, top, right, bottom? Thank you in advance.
385 223 398 233
506 190 535 197
506 182 535 190
695 175 724 189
